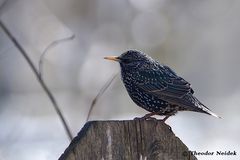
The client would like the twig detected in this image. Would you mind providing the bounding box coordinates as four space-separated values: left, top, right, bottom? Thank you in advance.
0 20 73 141
86 72 119 121
38 34 75 77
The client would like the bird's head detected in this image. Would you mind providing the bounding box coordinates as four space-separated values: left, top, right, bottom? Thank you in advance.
104 50 152 70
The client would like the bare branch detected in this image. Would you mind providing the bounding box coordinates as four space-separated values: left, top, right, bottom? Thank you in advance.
38 34 75 77
0 20 73 141
86 72 119 121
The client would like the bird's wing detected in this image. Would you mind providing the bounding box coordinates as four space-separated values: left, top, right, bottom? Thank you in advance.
134 64 193 99
133 64 222 118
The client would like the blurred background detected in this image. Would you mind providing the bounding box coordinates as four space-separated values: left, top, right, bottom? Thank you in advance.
0 0 240 159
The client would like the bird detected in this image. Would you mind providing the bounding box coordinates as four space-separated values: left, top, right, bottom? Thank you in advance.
104 50 220 122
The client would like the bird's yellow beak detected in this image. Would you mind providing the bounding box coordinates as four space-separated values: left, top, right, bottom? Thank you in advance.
104 56 119 62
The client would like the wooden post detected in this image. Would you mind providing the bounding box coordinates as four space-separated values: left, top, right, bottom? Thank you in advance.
59 120 197 160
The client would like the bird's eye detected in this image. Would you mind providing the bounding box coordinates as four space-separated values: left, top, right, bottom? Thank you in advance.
121 58 132 64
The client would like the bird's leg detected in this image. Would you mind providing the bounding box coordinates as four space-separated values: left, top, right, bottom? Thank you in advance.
159 111 177 131
143 112 158 120
134 112 157 120
161 115 171 122
160 110 177 122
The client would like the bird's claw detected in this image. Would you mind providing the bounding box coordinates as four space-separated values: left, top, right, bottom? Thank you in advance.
134 116 157 121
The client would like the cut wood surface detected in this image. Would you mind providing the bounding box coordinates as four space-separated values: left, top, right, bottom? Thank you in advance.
59 120 197 160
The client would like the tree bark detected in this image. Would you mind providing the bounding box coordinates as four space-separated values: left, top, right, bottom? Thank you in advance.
59 120 197 160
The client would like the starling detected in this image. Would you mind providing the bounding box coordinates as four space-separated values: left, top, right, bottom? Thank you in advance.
104 50 220 121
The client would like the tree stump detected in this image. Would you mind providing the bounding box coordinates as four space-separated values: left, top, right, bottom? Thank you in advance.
59 120 197 160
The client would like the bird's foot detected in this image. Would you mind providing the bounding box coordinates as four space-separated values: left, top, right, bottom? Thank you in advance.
160 115 170 122
134 112 158 121
134 116 157 121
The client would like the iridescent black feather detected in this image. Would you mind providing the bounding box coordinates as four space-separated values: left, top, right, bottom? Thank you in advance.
112 50 220 119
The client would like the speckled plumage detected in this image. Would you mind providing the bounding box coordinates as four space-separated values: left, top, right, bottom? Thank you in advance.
105 50 220 120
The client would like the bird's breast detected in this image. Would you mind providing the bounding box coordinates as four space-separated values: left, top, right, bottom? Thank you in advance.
120 70 169 113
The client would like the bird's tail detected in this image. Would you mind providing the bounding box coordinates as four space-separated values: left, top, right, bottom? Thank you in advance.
190 95 221 118
198 103 221 119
